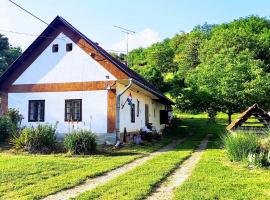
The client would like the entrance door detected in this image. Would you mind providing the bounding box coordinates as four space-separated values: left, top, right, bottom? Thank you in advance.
145 104 149 125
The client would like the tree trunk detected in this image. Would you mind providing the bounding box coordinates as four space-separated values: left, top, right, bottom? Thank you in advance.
228 113 232 124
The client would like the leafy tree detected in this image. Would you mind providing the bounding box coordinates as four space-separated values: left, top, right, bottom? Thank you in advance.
145 39 176 73
182 49 270 123
200 16 270 70
128 39 176 92
0 34 22 75
131 65 165 92
172 27 211 79
127 48 147 67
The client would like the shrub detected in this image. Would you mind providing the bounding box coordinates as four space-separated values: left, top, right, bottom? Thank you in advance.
0 116 15 142
248 134 270 167
63 130 97 154
223 131 260 162
10 123 57 153
5 108 23 127
0 109 23 142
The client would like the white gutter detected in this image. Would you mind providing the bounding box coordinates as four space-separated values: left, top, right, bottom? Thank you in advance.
115 79 133 144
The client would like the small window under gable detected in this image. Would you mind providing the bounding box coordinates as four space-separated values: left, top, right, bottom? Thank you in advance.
52 44 59 53
66 43 73 52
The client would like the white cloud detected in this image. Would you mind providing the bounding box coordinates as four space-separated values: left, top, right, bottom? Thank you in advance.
0 1 11 29
0 0 45 50
112 28 161 52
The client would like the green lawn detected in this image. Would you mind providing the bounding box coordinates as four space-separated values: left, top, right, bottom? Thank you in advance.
173 115 270 200
0 135 175 200
176 112 240 122
2 113 269 200
75 119 212 200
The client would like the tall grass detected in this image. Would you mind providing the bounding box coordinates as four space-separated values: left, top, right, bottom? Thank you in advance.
223 131 260 161
63 130 97 154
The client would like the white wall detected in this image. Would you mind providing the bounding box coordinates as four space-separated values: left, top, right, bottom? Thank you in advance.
117 84 165 133
8 91 108 138
14 33 116 85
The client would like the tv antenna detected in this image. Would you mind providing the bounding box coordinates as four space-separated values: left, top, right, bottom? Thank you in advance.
114 25 135 66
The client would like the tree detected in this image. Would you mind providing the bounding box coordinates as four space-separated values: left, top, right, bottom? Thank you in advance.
145 39 176 73
182 49 270 123
0 34 22 75
172 28 211 79
127 48 147 67
131 65 166 92
128 39 176 92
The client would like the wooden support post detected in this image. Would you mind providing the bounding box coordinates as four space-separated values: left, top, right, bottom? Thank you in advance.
0 92 8 116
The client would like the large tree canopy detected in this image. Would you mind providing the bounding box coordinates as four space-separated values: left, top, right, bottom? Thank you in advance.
0 34 22 75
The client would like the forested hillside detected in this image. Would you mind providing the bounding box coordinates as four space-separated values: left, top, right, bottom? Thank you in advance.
126 16 270 122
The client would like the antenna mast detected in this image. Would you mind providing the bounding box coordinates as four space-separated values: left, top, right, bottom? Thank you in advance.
114 25 135 66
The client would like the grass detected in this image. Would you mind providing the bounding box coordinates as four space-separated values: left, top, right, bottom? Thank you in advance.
0 135 176 200
173 114 270 200
175 112 239 121
3 112 269 200
74 120 211 200
173 143 270 200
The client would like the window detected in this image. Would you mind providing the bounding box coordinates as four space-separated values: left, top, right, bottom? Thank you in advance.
28 100 45 122
145 104 149 125
66 43 72 52
52 44 59 53
65 99 82 121
136 99 140 117
160 110 169 124
131 103 135 123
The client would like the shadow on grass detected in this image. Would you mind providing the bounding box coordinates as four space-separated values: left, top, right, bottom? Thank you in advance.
172 117 227 150
0 142 12 152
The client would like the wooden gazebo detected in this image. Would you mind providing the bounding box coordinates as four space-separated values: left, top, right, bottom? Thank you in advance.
227 104 270 132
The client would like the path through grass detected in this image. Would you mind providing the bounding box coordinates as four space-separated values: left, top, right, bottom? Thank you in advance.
75 121 209 200
0 135 175 200
173 115 270 200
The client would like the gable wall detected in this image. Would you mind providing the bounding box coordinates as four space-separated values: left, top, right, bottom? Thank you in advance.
0 23 128 91
14 33 117 84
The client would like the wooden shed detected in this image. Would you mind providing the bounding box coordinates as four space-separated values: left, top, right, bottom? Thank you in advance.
227 104 270 132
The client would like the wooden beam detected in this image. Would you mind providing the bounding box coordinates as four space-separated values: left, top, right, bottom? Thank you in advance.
8 81 116 93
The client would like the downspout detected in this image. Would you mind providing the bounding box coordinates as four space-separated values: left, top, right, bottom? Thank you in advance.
115 79 133 145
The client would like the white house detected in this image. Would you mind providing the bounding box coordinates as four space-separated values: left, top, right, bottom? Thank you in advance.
0 16 173 143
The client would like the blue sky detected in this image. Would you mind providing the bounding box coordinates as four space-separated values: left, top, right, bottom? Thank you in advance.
1 0 269 51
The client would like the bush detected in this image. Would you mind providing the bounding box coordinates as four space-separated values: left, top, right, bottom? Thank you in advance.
223 132 260 162
0 109 23 142
248 134 270 167
10 123 57 153
63 130 97 154
5 108 23 127
0 116 15 142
